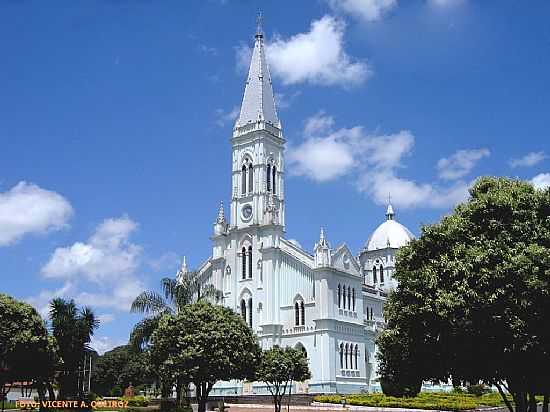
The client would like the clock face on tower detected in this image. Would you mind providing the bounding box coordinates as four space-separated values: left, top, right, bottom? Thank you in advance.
241 204 253 221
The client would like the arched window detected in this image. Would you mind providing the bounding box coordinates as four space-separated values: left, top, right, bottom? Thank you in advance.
352 288 356 311
295 302 300 326
373 266 377 284
240 299 246 322
337 284 341 308
344 343 349 369
248 246 253 279
248 297 253 327
241 247 247 280
248 163 253 193
380 264 384 283
347 286 351 310
272 165 277 195
267 164 271 192
300 301 305 325
339 343 344 369
343 286 347 309
241 165 247 195
354 345 359 370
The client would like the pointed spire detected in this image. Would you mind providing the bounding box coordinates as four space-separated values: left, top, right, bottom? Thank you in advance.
235 15 280 130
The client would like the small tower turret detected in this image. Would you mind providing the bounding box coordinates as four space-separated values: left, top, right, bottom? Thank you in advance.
214 201 227 235
314 228 332 267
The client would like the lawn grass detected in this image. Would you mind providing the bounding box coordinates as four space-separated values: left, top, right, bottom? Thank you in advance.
314 392 515 411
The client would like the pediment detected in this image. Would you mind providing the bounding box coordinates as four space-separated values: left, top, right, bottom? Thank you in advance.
331 244 361 276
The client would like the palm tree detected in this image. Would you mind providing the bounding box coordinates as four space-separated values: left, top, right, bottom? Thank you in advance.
49 298 99 399
130 260 221 350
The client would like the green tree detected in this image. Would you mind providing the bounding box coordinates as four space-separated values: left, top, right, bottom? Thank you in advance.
378 177 550 412
149 302 261 412
256 346 311 412
0 294 59 410
130 265 220 350
49 298 99 399
91 345 154 396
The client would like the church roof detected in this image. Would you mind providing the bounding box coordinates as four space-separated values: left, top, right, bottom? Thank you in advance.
235 21 280 129
365 204 415 251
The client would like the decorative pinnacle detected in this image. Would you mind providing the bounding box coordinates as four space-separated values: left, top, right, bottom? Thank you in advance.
216 201 225 223
256 12 263 38
176 256 188 284
318 227 329 248
181 256 188 273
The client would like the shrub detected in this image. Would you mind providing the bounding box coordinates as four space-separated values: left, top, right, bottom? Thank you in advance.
467 384 490 396
123 396 149 407
380 378 422 397
160 398 177 411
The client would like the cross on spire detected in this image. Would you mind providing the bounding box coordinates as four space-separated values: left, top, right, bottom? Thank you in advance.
256 12 263 38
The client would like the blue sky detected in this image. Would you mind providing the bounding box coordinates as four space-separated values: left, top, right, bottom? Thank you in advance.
1 0 549 353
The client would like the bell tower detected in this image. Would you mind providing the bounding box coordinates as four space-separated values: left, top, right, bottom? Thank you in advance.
229 17 285 231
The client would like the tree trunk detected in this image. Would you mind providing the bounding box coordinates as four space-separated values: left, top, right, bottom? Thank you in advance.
175 378 182 407
287 380 292 412
47 383 56 401
528 393 537 412
542 394 549 412
514 391 528 412
496 383 514 412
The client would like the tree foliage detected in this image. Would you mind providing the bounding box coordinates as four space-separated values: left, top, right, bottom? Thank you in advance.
130 267 221 351
91 345 154 396
377 177 550 412
0 294 58 405
49 298 99 398
256 346 311 412
149 302 261 412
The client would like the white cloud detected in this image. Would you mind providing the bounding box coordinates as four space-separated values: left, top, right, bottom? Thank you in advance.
90 336 126 355
304 111 335 136
287 113 473 209
235 17 370 87
98 313 115 324
267 16 371 87
288 113 414 183
42 216 141 283
28 216 147 316
437 148 490 180
361 172 470 209
275 91 300 110
0 181 73 246
429 0 465 7
510 151 547 168
328 0 397 22
531 173 550 190
215 106 240 127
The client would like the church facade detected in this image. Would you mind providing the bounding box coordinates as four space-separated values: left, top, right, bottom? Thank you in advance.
193 25 415 395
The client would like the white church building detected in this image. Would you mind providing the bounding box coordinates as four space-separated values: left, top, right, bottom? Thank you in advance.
192 24 415 394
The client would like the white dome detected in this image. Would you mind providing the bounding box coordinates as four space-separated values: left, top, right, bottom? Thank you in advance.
365 205 414 251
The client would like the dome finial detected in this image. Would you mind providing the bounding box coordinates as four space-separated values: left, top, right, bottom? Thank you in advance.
386 193 394 221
